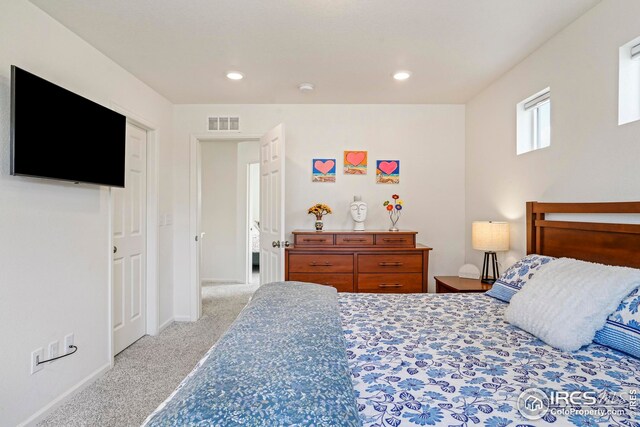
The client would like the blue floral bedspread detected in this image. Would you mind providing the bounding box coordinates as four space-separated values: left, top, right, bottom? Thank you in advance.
340 293 640 427
144 282 361 427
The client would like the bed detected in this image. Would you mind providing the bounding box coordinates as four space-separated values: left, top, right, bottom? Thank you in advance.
144 201 640 427
342 292 640 426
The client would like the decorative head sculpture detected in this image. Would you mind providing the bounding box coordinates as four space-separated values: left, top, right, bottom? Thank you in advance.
350 196 368 231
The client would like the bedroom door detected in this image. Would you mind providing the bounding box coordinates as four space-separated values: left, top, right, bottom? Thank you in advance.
260 124 285 285
112 123 147 355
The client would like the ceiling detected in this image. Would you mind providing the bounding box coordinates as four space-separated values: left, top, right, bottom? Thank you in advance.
31 0 600 104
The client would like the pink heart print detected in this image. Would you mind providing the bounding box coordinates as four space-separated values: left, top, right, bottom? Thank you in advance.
346 151 366 166
378 161 398 175
314 160 335 175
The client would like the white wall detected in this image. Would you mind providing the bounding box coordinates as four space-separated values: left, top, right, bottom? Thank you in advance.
200 142 238 281
237 142 261 281
173 104 466 316
465 0 640 269
249 163 260 225
0 1 173 425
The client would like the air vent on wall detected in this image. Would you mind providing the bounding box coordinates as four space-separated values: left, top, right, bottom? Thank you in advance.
208 116 240 131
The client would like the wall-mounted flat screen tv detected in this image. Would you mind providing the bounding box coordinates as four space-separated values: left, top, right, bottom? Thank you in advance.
10 66 126 187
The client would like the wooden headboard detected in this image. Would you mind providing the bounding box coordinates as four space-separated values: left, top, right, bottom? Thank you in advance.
527 201 640 268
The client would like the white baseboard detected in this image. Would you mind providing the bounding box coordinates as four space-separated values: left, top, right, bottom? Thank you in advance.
158 317 174 333
201 278 243 284
173 315 192 322
18 362 112 427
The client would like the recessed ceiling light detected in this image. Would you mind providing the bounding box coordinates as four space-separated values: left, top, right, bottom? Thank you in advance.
298 82 315 92
393 71 411 81
226 71 244 80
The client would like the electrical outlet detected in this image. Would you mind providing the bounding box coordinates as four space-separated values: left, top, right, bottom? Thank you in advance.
48 341 59 361
31 348 44 375
64 333 74 354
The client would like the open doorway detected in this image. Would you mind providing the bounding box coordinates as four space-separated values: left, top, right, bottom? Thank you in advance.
189 124 285 321
198 139 261 314
248 163 260 285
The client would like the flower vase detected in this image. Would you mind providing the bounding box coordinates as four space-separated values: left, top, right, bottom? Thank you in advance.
315 219 324 231
389 211 400 232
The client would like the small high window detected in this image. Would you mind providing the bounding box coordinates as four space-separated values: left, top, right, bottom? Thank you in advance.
619 36 640 125
517 88 551 155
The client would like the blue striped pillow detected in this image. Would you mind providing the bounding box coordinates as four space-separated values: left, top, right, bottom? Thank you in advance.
485 254 556 302
594 288 640 358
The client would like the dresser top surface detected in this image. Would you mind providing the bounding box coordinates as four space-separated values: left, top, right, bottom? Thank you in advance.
286 244 432 251
292 230 418 235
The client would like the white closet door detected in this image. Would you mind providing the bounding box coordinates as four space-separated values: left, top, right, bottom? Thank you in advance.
113 123 147 355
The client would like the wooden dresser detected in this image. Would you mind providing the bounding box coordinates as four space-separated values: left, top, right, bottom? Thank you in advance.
284 230 432 293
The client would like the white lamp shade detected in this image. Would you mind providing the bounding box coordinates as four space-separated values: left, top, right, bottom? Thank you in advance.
472 221 510 252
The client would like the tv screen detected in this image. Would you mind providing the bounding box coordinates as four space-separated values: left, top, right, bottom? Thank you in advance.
10 66 126 187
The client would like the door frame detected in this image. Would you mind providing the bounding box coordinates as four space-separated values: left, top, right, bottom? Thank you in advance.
246 162 260 284
108 102 160 364
189 133 262 321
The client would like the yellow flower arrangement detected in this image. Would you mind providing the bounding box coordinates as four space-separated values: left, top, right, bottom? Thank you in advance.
308 203 332 220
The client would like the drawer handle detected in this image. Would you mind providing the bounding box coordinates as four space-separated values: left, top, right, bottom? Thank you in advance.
343 238 366 242
379 283 403 288
382 238 407 242
309 262 333 266
303 238 327 242
379 262 404 267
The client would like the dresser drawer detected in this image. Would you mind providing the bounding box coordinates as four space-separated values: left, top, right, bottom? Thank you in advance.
358 273 423 293
294 234 335 246
336 234 374 246
374 234 415 247
288 254 353 273
358 254 422 273
288 273 354 292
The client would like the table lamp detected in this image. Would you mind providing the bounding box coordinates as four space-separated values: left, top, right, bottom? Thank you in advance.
472 221 510 284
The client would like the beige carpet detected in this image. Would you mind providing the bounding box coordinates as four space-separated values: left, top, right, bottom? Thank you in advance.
38 282 259 427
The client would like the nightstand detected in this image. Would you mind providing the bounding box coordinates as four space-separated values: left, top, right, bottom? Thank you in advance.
435 276 493 293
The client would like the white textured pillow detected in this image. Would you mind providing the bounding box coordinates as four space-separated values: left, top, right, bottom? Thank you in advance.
505 258 640 352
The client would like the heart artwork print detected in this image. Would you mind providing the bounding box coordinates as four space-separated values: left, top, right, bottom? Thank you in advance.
376 160 400 184
314 160 335 174
344 151 367 175
312 158 336 183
